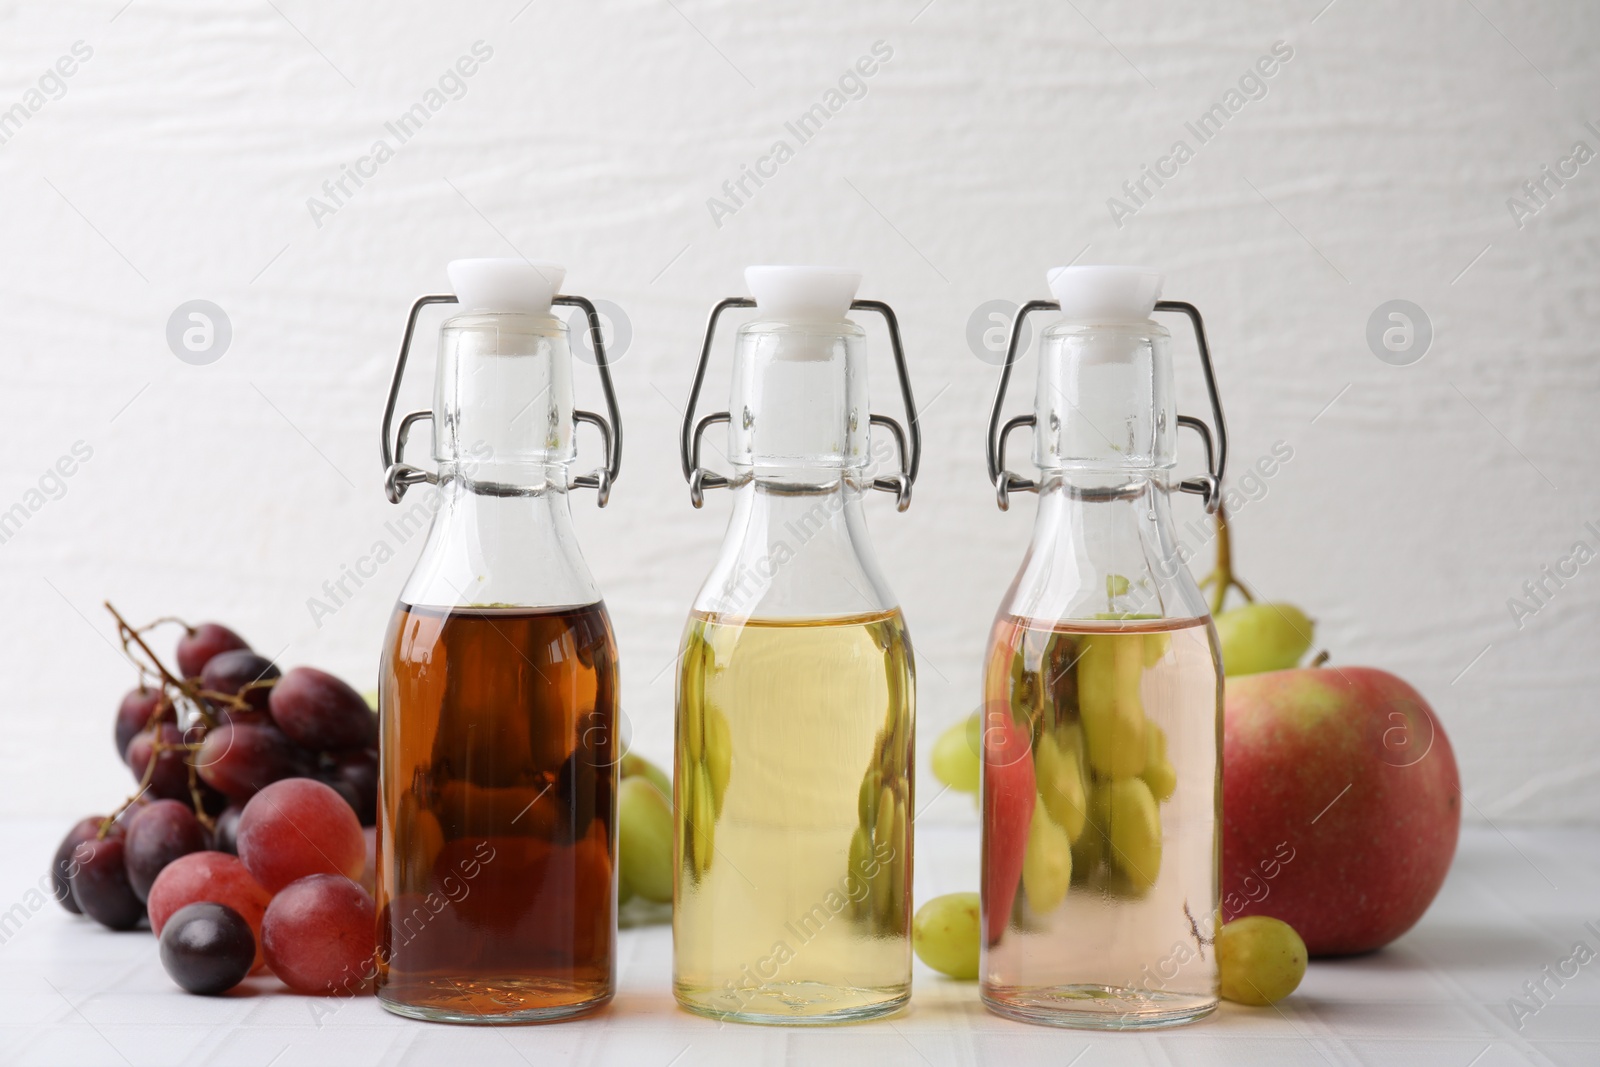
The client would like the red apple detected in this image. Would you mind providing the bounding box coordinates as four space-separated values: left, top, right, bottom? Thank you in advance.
981 699 1035 947
1223 666 1460 956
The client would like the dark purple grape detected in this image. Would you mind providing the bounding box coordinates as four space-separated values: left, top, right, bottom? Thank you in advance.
319 776 362 824
269 667 374 751
196 779 230 817
211 806 243 855
194 723 306 802
69 835 145 930
200 649 280 716
320 748 378 826
159 902 255 995
124 799 207 902
115 687 169 762
125 723 194 801
51 816 120 914
176 623 250 679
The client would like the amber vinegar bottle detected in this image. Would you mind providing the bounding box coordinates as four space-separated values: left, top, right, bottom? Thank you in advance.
374 259 623 1023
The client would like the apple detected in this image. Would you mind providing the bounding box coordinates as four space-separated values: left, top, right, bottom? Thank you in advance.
981 700 1035 947
1223 666 1460 956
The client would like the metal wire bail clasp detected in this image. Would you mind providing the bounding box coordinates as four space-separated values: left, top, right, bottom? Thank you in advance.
380 293 624 506
985 299 1228 513
679 298 922 511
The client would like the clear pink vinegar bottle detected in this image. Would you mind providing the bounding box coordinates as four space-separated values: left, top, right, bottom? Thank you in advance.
979 266 1230 1029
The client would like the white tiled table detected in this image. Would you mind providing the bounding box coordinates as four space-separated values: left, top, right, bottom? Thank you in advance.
3 820 1596 1066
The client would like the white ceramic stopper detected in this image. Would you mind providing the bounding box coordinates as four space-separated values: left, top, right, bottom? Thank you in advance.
447 258 565 315
746 265 861 322
1046 265 1164 324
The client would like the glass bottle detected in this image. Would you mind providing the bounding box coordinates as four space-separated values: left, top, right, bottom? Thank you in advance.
672 266 922 1024
373 259 623 1023
979 266 1229 1028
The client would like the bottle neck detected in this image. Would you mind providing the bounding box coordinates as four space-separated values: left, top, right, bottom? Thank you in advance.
692 477 896 621
727 318 869 476
1034 318 1174 473
398 471 599 612
1000 470 1209 625
434 309 575 472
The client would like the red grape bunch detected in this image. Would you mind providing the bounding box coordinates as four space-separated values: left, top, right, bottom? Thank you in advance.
51 606 380 999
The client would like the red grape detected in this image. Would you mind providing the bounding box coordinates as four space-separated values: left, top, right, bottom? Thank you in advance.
237 778 364 892
51 817 121 915
115 686 168 763
148 851 271 967
195 722 306 802
320 748 378 826
176 622 250 679
69 836 145 930
160 902 255 995
125 723 194 801
269 667 374 752
200 649 280 716
124 799 208 901
262 874 375 995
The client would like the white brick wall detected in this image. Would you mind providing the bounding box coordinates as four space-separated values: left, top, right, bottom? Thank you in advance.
1 0 1594 822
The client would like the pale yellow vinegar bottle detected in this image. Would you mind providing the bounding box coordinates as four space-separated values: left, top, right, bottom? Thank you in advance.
672 266 922 1024
979 266 1229 1029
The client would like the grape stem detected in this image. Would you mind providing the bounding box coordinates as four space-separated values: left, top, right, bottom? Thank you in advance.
1198 507 1334 669
106 602 187 693
101 603 225 834
138 615 193 636
1199 503 1257 615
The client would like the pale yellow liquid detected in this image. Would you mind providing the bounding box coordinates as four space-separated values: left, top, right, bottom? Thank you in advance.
673 610 914 1024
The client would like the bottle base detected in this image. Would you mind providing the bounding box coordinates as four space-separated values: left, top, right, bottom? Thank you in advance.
675 981 909 1026
378 978 612 1025
981 984 1216 1030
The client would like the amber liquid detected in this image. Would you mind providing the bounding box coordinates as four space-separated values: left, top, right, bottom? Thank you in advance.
980 614 1221 1029
376 602 618 1023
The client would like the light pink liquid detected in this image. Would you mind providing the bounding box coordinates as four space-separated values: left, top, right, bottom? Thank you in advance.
981 614 1221 1029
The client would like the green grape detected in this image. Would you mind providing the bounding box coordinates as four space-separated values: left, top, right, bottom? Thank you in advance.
1069 824 1103 886
871 786 897 921
1022 796 1072 913
858 767 882 828
1092 611 1168 667
1217 916 1308 1005
931 716 980 793
1140 722 1177 802
618 777 674 903
911 892 980 980
876 789 907 930
1077 634 1147 778
1142 630 1169 668
1106 777 1162 891
689 763 716 879
703 704 732 814
849 825 872 880
887 811 908 930
1215 602 1314 677
682 644 706 761
1035 729 1087 842
620 752 672 799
